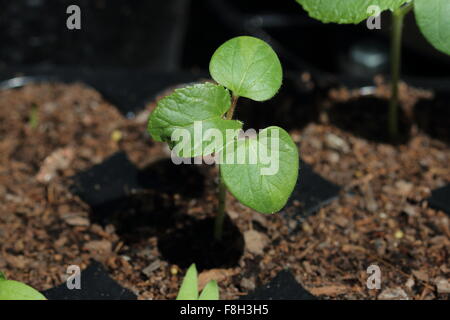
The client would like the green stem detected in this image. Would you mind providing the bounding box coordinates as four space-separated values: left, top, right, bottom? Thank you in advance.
214 95 239 241
214 169 227 241
388 2 413 140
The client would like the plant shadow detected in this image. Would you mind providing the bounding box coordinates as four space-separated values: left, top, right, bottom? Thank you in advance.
83 156 244 269
88 158 206 243
157 215 244 271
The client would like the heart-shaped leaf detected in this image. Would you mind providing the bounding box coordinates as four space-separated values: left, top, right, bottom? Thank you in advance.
415 0 450 55
198 280 219 300
148 83 242 158
176 264 198 300
220 126 299 214
295 0 407 24
0 279 46 300
209 36 282 102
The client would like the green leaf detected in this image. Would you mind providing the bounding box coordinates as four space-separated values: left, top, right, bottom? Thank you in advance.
209 36 282 102
198 280 219 300
415 0 450 55
0 271 6 281
220 126 299 214
176 264 198 300
0 280 47 300
148 82 242 158
295 0 408 24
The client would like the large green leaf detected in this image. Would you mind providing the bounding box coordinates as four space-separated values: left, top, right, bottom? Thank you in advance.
415 0 450 55
147 83 242 158
220 126 299 214
176 264 198 300
295 0 408 24
209 36 282 102
198 280 219 300
0 279 46 300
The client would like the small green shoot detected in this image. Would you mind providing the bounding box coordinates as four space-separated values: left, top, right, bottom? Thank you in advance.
295 0 450 139
0 271 47 300
28 103 39 129
176 264 219 300
147 36 299 240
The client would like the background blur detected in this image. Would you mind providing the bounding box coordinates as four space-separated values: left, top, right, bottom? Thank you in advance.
1 0 450 79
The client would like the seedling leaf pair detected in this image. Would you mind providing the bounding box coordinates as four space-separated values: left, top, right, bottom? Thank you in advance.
148 36 299 215
0 272 46 300
176 264 219 300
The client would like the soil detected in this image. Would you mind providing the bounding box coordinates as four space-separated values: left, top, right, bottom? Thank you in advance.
0 82 449 300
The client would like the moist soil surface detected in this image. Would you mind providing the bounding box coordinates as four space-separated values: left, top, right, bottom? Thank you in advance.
0 82 449 300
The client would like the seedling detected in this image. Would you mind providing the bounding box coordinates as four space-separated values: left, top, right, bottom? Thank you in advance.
28 103 39 129
0 271 46 300
295 0 450 139
148 36 299 240
176 264 219 300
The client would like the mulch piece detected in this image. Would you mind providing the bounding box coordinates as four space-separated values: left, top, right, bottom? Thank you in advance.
0 82 449 300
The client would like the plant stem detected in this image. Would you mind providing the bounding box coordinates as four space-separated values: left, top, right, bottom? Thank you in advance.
226 95 239 120
214 168 227 241
214 95 239 241
388 2 413 140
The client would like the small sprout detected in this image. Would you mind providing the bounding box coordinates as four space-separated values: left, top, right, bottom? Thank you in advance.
28 103 39 129
198 280 219 300
295 0 450 139
147 36 299 240
0 271 46 300
176 264 219 300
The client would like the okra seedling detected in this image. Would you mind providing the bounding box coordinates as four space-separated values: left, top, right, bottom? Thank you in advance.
148 36 299 240
0 271 46 300
295 0 450 139
176 264 219 300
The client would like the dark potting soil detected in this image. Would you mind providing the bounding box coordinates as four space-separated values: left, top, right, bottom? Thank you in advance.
241 270 316 300
0 82 449 300
42 260 136 300
71 152 141 208
325 76 435 144
415 92 450 145
428 185 450 217
282 161 341 234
